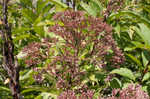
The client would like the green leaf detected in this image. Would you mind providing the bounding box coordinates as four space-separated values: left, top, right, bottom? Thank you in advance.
36 0 49 15
80 1 97 16
33 15 43 26
142 50 150 67
132 41 145 48
37 20 64 26
49 0 68 8
12 27 31 34
20 0 32 8
42 4 54 15
128 26 134 40
0 55 2 58
95 73 105 80
33 26 45 37
110 68 135 81
114 24 120 37
13 34 31 42
142 72 150 82
89 74 97 82
21 86 49 94
126 53 142 67
89 0 103 15
109 11 150 28
21 85 59 95
92 0 103 11
138 23 150 45
110 77 122 88
0 86 10 92
35 92 57 99
22 8 37 22
20 70 33 80
124 47 137 51
131 41 150 51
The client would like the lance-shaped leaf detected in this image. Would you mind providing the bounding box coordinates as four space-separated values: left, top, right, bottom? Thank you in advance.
49 0 68 8
142 72 150 82
138 23 150 46
142 50 150 67
109 11 150 28
110 68 135 81
80 1 97 16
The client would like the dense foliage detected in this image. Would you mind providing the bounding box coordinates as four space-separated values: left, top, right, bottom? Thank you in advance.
0 0 150 99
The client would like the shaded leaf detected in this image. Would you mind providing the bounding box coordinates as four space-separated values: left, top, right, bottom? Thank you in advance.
110 77 122 88
126 53 142 67
142 50 150 67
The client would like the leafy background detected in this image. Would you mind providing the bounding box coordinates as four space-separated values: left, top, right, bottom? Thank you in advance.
0 0 150 98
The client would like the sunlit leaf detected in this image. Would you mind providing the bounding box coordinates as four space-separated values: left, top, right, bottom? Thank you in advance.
109 11 150 28
114 24 120 37
20 70 33 80
35 92 57 99
142 72 150 82
138 23 150 45
110 68 135 81
0 86 10 92
80 1 97 16
49 0 68 8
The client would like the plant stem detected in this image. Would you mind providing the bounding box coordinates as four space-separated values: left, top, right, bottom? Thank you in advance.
72 0 76 10
1 0 21 98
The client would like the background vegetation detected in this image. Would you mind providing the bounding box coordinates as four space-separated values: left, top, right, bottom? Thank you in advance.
0 0 150 99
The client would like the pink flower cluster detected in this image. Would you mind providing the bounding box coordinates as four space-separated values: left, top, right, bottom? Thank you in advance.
23 10 125 94
105 84 149 99
58 84 149 99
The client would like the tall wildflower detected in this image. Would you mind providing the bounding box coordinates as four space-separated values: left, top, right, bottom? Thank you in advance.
49 10 125 93
23 10 125 97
